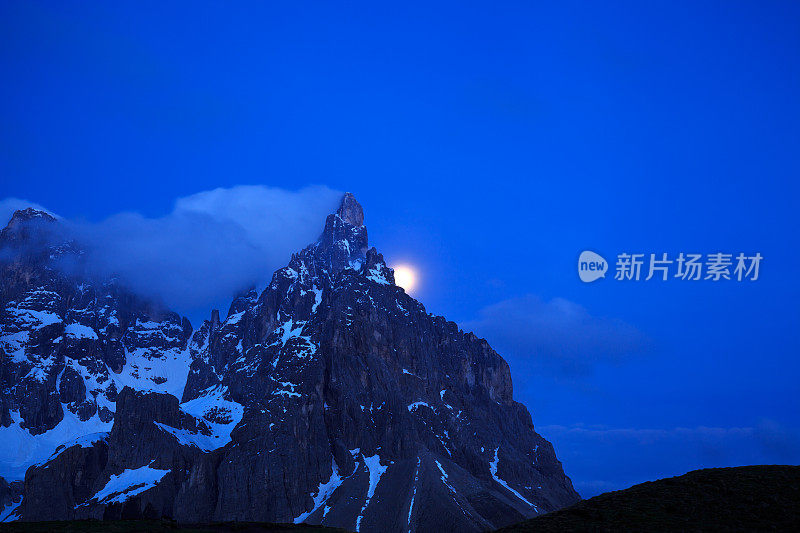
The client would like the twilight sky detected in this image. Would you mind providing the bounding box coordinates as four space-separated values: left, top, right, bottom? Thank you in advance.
2 1 799 497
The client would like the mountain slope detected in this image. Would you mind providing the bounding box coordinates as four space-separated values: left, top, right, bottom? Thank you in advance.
0 195 579 531
496 465 800 532
0 208 192 478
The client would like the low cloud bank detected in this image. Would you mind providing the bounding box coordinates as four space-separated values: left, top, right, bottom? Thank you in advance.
1 185 341 318
461 295 649 376
540 421 800 498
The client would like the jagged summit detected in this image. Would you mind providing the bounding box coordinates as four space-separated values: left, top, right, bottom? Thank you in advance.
314 193 369 275
6 208 57 225
336 192 364 227
0 208 58 245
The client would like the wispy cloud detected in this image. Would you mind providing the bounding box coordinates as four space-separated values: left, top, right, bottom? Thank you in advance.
461 295 649 376
1 185 342 319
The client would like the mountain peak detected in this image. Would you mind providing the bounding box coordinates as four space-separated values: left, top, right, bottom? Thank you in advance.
1 208 59 245
336 192 364 227
6 208 57 227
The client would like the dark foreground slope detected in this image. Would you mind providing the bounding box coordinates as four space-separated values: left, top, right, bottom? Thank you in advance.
0 521 346 532
497 465 800 532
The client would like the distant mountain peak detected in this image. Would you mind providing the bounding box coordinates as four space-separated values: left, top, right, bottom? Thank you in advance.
314 193 369 274
336 192 364 227
1 208 59 246
7 208 57 225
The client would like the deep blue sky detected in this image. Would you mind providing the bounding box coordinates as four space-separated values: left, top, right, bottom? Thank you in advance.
2 1 799 496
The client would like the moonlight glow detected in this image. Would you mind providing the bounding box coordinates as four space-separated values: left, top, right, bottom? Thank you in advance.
393 264 418 292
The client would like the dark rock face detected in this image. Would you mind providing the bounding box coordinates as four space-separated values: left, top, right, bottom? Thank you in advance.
0 196 579 530
336 192 365 227
0 476 23 520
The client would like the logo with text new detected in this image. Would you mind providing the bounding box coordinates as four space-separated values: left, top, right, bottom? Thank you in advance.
578 251 607 283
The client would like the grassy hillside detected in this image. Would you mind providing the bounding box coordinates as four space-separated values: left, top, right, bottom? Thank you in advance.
497 465 800 532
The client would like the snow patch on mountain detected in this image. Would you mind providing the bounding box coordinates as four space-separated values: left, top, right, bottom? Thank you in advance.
179 386 243 448
366 265 391 285
407 456 421 529
435 460 456 493
64 323 98 340
277 319 306 347
0 408 111 480
0 500 21 522
225 311 245 325
407 401 431 412
293 458 344 524
356 453 389 531
5 303 61 330
311 286 323 313
490 447 537 510
153 422 219 452
90 464 170 504
45 432 108 464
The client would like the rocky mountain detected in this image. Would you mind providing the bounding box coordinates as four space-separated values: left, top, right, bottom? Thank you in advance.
0 195 579 531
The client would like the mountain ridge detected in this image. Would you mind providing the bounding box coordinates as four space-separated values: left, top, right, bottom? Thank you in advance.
0 194 579 531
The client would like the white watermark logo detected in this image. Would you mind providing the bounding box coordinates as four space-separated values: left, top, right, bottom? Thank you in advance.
578 251 608 283
579 252 762 282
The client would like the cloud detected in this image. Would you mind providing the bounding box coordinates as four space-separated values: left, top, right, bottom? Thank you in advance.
2 185 341 319
752 419 800 463
541 424 755 446
539 421 800 498
461 295 648 376
172 185 341 259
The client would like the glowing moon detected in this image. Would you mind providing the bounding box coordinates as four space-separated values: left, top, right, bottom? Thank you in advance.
393 264 418 292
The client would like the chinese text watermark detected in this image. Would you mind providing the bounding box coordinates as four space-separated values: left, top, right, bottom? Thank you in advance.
578 251 762 283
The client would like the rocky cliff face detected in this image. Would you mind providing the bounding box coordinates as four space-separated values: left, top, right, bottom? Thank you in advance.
0 195 579 530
